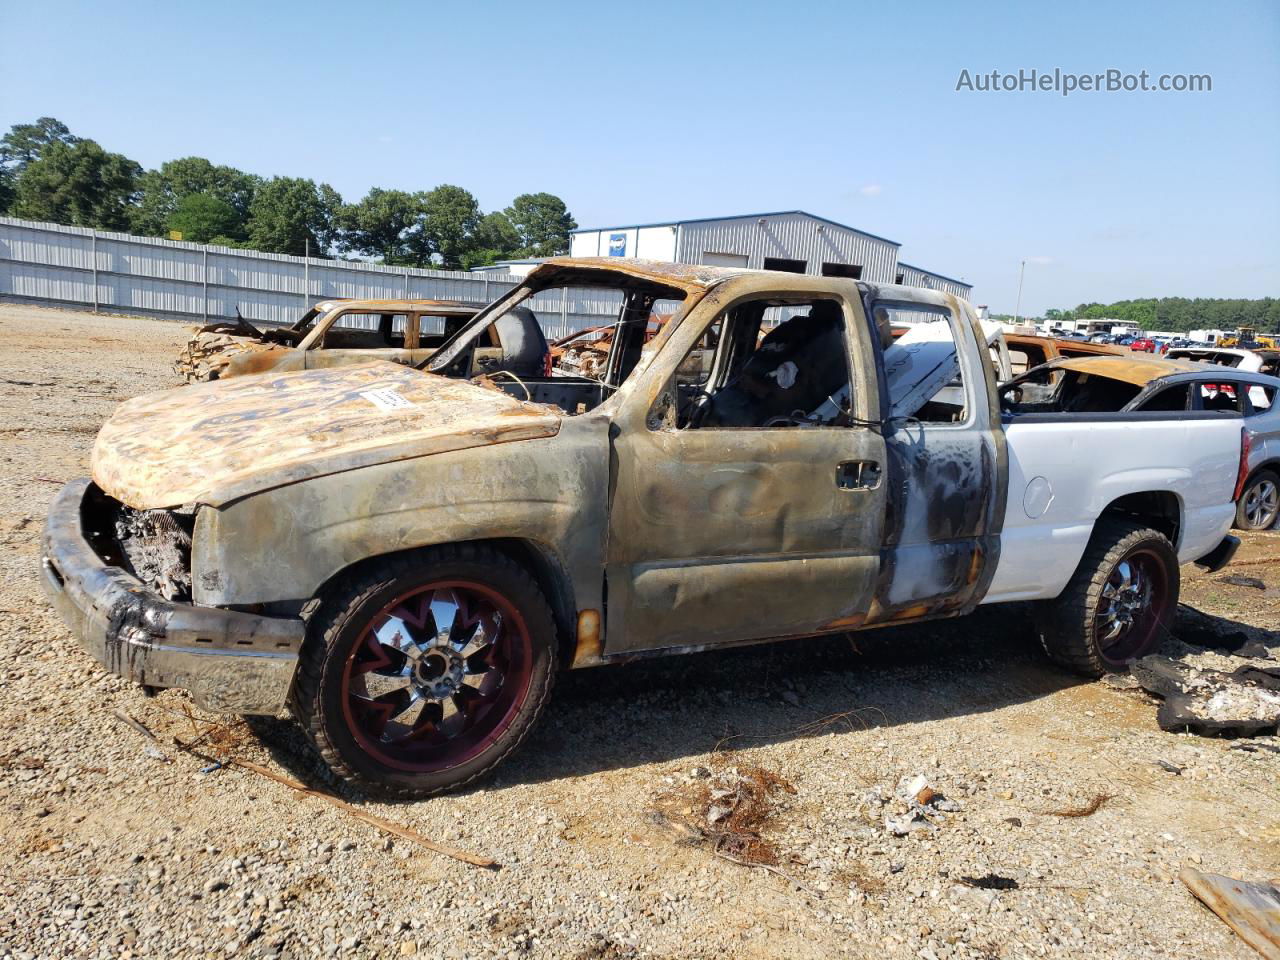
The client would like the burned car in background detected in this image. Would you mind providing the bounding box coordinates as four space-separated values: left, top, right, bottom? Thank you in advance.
176 298 550 383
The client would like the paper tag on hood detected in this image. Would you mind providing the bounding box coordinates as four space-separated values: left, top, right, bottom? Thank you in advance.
361 388 416 412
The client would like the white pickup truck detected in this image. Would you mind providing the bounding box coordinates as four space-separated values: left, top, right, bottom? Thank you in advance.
42 258 1244 795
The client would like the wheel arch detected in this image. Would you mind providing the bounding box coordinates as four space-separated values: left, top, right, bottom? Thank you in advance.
1243 459 1280 486
309 536 580 665
1096 490 1181 549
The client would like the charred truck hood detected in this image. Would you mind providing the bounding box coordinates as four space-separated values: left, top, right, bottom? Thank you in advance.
91 363 561 508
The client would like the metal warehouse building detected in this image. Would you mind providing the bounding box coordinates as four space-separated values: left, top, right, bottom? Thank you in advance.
568 210 971 298
894 262 973 300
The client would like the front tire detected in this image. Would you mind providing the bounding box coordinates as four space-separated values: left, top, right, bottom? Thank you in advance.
1235 469 1279 531
292 544 556 797
1037 519 1178 676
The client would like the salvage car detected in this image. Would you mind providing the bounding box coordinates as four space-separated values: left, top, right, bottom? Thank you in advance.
43 258 1245 796
1001 355 1280 530
1004 333 1124 376
176 299 550 383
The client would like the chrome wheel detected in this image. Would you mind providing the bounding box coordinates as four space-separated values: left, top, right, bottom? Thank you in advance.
1095 548 1170 666
1243 478 1279 530
340 581 533 773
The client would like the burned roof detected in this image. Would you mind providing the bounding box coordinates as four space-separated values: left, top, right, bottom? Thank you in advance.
1049 353 1280 387
538 257 753 291
312 298 483 313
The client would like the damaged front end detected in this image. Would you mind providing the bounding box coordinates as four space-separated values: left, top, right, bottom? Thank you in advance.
40 480 303 714
112 503 195 600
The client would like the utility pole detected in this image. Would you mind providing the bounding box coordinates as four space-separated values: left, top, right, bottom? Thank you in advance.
1012 259 1026 327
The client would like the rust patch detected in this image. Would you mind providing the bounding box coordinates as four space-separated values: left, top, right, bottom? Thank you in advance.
571 609 603 667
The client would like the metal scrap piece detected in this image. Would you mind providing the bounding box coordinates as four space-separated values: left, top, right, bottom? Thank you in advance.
1181 866 1280 959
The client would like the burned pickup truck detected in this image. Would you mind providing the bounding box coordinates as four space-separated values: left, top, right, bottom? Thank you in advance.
43 258 1245 796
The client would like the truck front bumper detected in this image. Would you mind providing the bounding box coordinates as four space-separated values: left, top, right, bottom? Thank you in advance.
40 478 304 715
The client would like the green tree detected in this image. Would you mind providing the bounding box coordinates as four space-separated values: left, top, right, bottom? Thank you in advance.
504 192 576 257
416 184 481 269
131 156 259 237
245 177 342 256
0 117 82 215
11 139 141 229
1 117 80 169
166 193 242 243
339 187 423 263
460 211 522 269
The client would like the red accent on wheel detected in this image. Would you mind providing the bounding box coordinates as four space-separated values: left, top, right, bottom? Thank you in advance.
339 580 535 773
1094 547 1171 667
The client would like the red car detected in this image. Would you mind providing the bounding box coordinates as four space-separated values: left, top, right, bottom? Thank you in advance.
1129 338 1157 353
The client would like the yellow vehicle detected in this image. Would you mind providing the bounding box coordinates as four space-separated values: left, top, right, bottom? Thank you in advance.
1220 327 1279 349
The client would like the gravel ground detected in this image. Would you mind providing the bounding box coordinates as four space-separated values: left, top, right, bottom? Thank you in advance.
0 301 1277 960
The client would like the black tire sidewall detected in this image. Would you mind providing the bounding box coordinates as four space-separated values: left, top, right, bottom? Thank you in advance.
308 550 555 795
1087 534 1178 670
1039 520 1179 676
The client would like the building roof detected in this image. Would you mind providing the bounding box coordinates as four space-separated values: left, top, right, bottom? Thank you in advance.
570 210 900 247
895 261 972 289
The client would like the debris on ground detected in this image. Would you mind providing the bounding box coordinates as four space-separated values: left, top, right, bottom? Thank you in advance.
1131 655 1280 736
1043 793 1112 818
1175 604 1266 655
959 874 1020 890
649 764 797 872
1217 574 1269 591
112 706 498 868
863 774 962 836
1181 866 1280 959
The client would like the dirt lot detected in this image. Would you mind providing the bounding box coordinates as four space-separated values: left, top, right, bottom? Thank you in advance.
0 301 1277 960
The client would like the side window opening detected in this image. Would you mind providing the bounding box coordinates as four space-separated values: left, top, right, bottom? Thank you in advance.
1056 372 1142 412
321 312 407 348
876 303 969 424
675 297 852 429
1198 382 1244 413
1137 384 1190 412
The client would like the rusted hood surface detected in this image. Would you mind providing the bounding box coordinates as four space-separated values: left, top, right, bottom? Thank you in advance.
92 363 561 508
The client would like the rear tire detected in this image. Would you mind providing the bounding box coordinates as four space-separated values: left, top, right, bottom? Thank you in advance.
1036 519 1178 677
1235 469 1279 531
292 544 556 797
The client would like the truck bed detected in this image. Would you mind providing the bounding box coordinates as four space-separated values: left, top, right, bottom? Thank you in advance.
982 412 1241 604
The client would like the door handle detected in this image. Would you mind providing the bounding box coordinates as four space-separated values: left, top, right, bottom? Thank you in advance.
836 460 881 490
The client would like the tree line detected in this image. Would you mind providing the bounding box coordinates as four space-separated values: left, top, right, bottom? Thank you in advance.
1042 298 1280 334
0 117 577 269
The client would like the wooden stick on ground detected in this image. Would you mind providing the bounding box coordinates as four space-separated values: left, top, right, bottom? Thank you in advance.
226 756 499 870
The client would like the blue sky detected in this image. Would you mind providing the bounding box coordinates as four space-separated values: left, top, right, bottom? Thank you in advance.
2 0 1276 313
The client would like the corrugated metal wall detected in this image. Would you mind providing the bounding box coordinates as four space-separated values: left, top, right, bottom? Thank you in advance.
0 218 617 339
675 213 900 283
895 262 973 299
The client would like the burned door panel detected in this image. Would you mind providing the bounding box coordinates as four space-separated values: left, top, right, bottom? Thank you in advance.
604 283 888 655
866 298 1007 623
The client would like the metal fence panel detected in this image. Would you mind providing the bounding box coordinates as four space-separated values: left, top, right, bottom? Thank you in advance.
0 217 619 338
